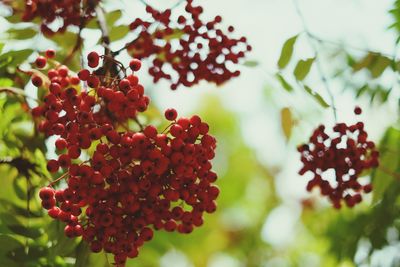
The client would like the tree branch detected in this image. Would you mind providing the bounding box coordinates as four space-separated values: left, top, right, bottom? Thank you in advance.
95 5 112 57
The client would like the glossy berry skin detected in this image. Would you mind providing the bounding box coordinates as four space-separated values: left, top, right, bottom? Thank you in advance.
45 49 56 58
33 53 219 265
32 75 43 87
165 108 178 121
354 106 362 115
87 51 100 68
35 56 47 68
298 121 379 209
129 59 142 71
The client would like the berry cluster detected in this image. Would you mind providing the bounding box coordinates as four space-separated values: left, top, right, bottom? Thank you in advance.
298 107 379 209
34 51 218 266
21 0 99 35
128 0 251 89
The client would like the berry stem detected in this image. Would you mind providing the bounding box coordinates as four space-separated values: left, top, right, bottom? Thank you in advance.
133 116 144 131
48 172 70 187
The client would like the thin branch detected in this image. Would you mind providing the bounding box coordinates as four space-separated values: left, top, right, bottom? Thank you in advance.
112 36 141 56
378 166 400 180
308 33 396 59
63 17 85 64
0 87 38 102
95 5 112 57
292 0 338 121
133 116 144 131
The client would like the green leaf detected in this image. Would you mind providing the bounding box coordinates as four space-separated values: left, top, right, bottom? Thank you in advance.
281 107 294 141
277 35 298 69
109 25 129 42
352 53 375 72
8 245 47 262
0 43 4 54
12 177 26 200
51 31 78 50
0 49 33 69
86 10 122 29
7 28 37 40
0 78 13 87
355 84 368 98
0 213 42 238
276 73 294 92
369 55 391 78
243 60 259 67
303 85 330 108
294 58 315 81
106 10 123 27
371 126 400 204
0 199 42 218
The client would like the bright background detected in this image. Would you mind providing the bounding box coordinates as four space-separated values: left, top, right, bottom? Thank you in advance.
0 0 399 266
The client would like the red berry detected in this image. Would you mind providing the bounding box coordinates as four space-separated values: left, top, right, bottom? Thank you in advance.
354 106 362 115
35 56 47 68
45 49 56 58
32 75 43 87
47 159 59 173
87 51 100 68
78 69 90 81
165 108 177 121
129 59 142 71
39 187 55 200
55 138 67 150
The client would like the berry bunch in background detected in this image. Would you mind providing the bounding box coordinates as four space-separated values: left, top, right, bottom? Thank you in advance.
298 107 379 209
33 50 219 266
128 0 252 89
21 0 99 35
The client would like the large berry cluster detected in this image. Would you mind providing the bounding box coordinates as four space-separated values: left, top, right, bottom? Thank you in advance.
21 0 99 35
128 0 252 89
298 108 379 209
34 51 218 266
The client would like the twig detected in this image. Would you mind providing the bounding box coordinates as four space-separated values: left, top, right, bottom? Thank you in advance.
133 116 144 131
63 27 84 64
0 86 39 103
95 5 112 57
308 33 396 59
378 166 400 180
48 172 69 187
292 0 338 121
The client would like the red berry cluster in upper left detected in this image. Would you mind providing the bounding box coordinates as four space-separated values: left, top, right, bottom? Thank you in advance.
32 50 219 266
21 0 100 35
